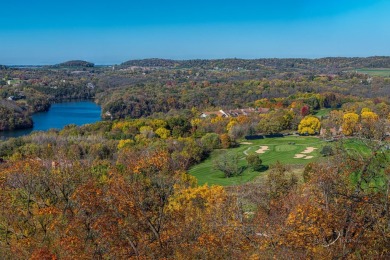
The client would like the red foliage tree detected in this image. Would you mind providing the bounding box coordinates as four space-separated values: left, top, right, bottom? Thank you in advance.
300 105 310 117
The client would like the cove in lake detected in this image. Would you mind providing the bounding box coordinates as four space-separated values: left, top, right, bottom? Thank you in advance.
0 101 102 140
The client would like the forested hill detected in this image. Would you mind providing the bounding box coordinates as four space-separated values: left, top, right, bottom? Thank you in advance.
53 60 95 68
0 100 32 130
121 56 390 72
122 58 179 67
0 65 8 70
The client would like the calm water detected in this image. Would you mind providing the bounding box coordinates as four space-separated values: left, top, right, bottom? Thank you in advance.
0 101 102 140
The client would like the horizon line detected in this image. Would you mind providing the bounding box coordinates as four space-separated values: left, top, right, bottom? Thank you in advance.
3 55 390 66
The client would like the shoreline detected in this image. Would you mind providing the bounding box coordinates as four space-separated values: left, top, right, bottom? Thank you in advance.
0 100 102 140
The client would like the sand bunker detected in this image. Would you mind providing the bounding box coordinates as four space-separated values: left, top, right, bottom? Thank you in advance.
240 142 253 145
255 146 269 154
301 147 317 154
294 147 317 159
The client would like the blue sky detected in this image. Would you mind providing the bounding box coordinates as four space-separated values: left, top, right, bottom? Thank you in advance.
1 0 389 65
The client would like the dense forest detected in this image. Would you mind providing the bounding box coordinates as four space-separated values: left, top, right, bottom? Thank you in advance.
0 57 389 258
122 56 390 72
99 57 390 119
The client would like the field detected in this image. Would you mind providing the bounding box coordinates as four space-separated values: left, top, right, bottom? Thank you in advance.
355 68 390 77
189 136 326 186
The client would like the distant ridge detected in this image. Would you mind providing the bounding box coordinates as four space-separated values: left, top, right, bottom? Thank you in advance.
0 65 8 70
122 58 178 67
53 60 95 68
121 56 390 71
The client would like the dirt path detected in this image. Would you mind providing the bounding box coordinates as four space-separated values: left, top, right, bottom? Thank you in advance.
243 147 252 155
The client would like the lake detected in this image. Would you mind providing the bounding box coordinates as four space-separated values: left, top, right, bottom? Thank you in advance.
0 101 102 140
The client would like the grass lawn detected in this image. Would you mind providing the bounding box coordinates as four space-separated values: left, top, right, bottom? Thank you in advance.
342 138 389 190
189 136 326 186
315 108 332 118
342 138 372 157
355 68 390 77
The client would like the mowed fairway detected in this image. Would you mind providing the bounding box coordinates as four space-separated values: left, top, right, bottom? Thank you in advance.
189 136 325 186
355 68 390 77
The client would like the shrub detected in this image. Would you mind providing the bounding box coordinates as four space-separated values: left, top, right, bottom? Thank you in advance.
320 145 334 157
246 154 263 171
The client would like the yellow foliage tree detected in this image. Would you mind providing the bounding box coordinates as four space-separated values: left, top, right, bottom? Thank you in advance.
360 111 379 122
148 119 167 130
360 107 372 113
284 203 335 255
155 127 171 139
117 139 134 149
298 116 321 135
112 121 133 132
167 185 250 259
342 112 359 136
226 119 238 132
167 185 226 212
211 116 225 123
360 111 380 139
191 118 201 127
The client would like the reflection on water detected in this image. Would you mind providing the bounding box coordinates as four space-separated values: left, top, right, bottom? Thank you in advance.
0 101 102 140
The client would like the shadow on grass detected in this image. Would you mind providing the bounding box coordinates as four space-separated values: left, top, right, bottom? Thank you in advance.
255 165 269 172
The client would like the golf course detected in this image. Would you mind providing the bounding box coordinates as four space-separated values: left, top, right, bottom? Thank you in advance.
189 136 326 186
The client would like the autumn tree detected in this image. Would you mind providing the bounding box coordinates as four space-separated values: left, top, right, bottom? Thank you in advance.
219 133 232 149
280 143 390 258
328 110 344 128
139 125 155 138
166 185 251 259
168 137 205 169
342 112 359 136
360 110 379 122
155 127 171 139
300 105 310 117
257 110 296 134
267 162 298 200
201 133 221 151
0 159 89 259
359 110 383 139
298 116 321 135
